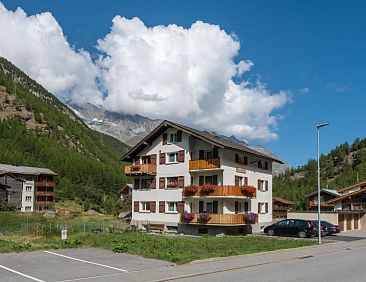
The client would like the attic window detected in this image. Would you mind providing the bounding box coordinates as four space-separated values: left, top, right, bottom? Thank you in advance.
169 133 177 143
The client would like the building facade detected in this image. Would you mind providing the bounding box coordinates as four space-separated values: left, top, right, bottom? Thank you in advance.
0 164 57 212
122 120 283 235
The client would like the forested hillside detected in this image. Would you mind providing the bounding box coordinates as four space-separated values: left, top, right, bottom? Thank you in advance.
0 57 130 213
274 138 366 207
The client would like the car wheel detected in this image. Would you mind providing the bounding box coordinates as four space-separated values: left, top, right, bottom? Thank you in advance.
267 229 275 236
298 231 307 238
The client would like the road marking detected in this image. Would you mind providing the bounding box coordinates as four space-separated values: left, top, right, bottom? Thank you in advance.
0 264 45 282
43 251 128 272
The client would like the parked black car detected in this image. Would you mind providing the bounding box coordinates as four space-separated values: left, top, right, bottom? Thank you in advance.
264 219 317 238
313 220 341 236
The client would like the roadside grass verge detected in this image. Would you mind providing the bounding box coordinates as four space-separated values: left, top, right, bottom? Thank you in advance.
0 212 316 264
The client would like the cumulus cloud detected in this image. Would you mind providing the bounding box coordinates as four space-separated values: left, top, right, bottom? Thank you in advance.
0 4 289 141
0 3 102 105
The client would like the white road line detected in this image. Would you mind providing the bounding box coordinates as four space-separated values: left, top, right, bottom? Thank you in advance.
43 251 128 272
0 264 45 282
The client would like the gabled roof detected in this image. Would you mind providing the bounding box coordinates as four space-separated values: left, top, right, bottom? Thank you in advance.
337 180 366 193
0 170 25 182
327 188 366 204
121 120 284 163
0 164 57 176
273 197 296 205
304 189 340 199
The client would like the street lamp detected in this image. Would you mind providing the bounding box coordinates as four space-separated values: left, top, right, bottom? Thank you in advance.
317 123 329 245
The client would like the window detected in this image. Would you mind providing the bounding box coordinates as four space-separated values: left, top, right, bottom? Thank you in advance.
169 133 177 143
264 161 269 170
141 202 150 212
167 177 178 188
26 176 34 181
141 156 151 164
25 186 32 192
167 202 178 212
198 150 215 160
206 202 213 213
167 152 178 163
141 179 151 189
258 180 264 191
258 202 265 213
25 206 31 211
199 175 218 186
235 201 243 214
25 196 32 202
235 154 248 165
258 160 263 169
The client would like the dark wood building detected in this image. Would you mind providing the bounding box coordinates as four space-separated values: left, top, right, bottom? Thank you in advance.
273 197 295 218
0 171 24 210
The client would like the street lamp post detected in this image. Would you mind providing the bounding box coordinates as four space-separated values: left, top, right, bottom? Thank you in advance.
317 123 329 245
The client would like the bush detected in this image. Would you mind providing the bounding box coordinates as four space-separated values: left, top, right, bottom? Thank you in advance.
113 243 128 253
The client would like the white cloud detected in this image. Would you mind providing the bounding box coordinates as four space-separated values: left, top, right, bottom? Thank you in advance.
0 3 102 105
0 4 289 141
300 87 310 95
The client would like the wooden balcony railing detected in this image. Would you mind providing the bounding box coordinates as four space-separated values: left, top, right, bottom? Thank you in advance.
35 181 55 188
183 185 256 198
308 200 334 207
184 213 245 224
124 164 157 176
34 200 55 206
34 191 54 197
189 158 220 170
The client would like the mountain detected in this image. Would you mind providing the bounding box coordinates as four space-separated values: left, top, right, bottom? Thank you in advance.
273 138 366 206
0 57 130 213
69 103 162 146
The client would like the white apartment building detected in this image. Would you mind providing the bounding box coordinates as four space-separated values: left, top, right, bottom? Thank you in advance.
122 120 283 235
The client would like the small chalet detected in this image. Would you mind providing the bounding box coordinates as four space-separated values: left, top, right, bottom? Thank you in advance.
272 197 295 218
304 189 340 211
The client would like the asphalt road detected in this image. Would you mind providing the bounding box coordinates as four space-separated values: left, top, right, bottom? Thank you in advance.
1 233 366 282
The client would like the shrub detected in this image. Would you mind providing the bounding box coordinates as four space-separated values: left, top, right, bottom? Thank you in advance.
243 212 258 224
113 243 128 253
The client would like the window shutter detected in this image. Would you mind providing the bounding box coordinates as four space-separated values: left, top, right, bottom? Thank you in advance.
178 201 184 213
134 179 140 189
258 180 261 191
150 201 156 213
178 150 185 162
159 201 165 213
235 176 239 186
244 177 248 186
159 153 165 165
244 156 248 165
265 161 269 170
213 147 219 158
150 178 156 189
163 133 168 145
199 176 204 186
258 160 262 169
199 201 204 213
178 176 184 188
150 154 157 165
212 175 218 185
265 203 269 213
134 201 139 212
258 202 261 213
265 181 269 191
177 130 182 142
199 150 204 160
213 201 218 214
159 177 165 189
235 201 239 213
235 154 239 163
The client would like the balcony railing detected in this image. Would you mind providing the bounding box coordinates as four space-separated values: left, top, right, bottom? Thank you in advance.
34 200 55 206
35 190 54 197
189 158 220 170
183 213 245 224
124 164 157 176
35 181 55 188
183 185 256 198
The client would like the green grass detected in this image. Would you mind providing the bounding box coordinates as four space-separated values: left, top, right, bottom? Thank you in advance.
0 212 316 264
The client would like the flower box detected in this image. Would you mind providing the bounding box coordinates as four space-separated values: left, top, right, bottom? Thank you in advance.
184 185 199 194
240 185 256 197
200 185 215 194
198 213 211 223
181 212 195 223
243 212 258 224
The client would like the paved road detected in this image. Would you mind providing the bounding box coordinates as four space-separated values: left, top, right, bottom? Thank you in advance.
1 232 366 282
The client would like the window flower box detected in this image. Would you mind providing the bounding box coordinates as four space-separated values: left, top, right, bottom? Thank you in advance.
184 185 199 194
198 213 211 223
240 185 256 197
200 185 215 194
181 211 195 223
243 212 258 224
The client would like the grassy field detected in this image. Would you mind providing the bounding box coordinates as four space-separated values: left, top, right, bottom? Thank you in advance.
0 212 316 264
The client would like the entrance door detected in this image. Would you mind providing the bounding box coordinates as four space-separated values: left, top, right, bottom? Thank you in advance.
354 214 359 230
347 214 353 230
338 214 345 231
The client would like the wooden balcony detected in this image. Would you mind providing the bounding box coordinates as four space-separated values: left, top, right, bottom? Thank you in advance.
35 190 54 197
189 158 220 170
35 181 55 188
184 213 245 225
124 164 157 176
183 185 256 198
34 200 55 206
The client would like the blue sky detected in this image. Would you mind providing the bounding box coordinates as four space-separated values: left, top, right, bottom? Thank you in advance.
2 0 366 167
